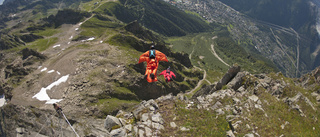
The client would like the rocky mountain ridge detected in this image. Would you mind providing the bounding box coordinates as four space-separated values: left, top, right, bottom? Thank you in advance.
1 65 320 136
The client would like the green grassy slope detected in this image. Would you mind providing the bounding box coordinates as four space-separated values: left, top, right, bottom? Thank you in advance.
166 29 278 78
94 0 213 36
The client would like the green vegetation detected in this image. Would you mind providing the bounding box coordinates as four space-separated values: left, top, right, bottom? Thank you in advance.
46 9 91 28
112 86 139 101
94 0 213 37
33 28 60 37
244 91 320 136
80 0 108 11
206 69 224 83
96 98 139 116
80 15 123 38
215 36 277 73
167 33 229 71
161 100 230 136
167 32 277 74
27 37 58 51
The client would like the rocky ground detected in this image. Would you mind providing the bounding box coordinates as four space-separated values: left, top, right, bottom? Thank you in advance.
1 64 320 136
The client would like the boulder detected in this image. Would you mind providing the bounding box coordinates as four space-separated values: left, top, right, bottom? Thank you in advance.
21 48 46 60
226 130 235 137
132 99 159 120
151 112 164 124
215 65 241 90
192 84 215 98
227 71 247 90
244 133 254 137
110 127 127 137
19 34 43 43
312 67 320 82
104 115 122 132
170 122 177 128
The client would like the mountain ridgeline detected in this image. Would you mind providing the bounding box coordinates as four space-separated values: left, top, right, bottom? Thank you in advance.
94 0 213 36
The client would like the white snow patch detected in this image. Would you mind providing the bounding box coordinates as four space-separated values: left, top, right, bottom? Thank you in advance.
48 70 55 73
81 37 95 42
32 75 69 104
41 67 47 72
53 44 61 48
57 71 61 75
69 36 73 39
0 94 6 107
33 88 51 101
79 22 83 25
45 99 63 104
38 66 42 69
100 41 103 43
75 28 79 31
68 42 70 44
87 37 95 41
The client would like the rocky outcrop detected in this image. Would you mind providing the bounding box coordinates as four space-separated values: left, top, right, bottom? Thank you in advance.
193 65 241 98
0 34 25 50
19 34 43 43
1 65 320 136
125 20 160 42
189 66 320 136
102 96 172 137
227 71 248 90
215 65 241 90
0 48 46 99
21 48 47 60
312 67 320 83
3 48 45 80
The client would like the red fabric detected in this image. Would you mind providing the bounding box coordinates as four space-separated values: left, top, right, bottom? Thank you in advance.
138 50 168 83
159 70 176 82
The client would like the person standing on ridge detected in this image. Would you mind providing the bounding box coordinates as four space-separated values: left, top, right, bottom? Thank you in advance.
138 45 168 83
53 103 62 115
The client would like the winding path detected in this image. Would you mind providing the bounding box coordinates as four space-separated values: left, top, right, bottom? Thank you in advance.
186 36 233 95
186 66 208 95
210 36 230 67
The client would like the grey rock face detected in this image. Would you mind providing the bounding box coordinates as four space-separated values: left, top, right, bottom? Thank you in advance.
227 71 247 90
104 115 122 132
215 65 241 90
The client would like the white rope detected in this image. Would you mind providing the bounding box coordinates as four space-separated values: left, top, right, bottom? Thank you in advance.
60 111 79 137
59 117 63 137
35 115 50 137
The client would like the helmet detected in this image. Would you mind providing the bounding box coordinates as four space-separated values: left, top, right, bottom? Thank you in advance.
150 45 155 49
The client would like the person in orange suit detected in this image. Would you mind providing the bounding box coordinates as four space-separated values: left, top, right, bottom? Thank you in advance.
159 66 176 82
138 45 168 83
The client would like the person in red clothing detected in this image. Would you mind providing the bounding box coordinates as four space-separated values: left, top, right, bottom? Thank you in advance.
138 45 168 83
159 66 176 82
